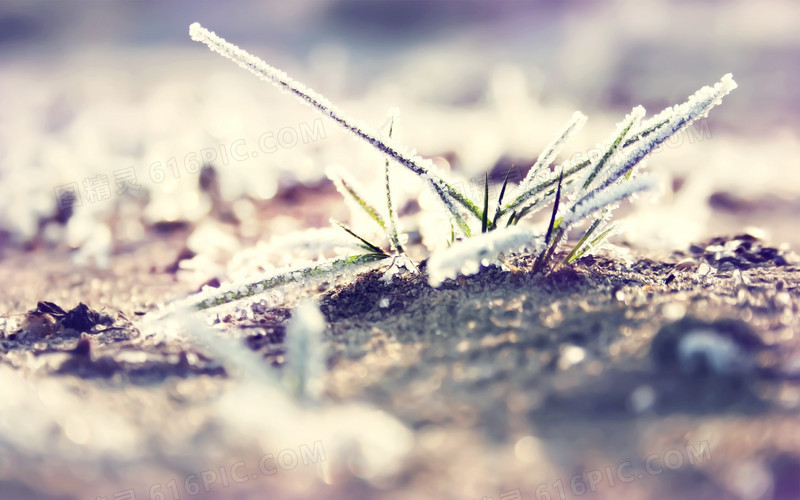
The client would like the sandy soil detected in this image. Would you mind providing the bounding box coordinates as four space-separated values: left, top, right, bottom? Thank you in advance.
2 209 799 500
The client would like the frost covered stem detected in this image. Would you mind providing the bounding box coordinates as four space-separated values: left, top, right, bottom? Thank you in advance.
189 23 481 221
384 111 404 253
191 254 385 310
575 74 737 211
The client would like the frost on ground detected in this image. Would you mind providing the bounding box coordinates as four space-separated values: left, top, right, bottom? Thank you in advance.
1 231 799 499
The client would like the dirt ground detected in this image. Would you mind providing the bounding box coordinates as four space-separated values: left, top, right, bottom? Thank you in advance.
1 194 799 500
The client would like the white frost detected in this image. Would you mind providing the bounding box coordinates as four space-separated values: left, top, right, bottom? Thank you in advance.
600 74 738 192
514 111 587 198
285 301 327 402
564 174 658 228
427 225 541 287
190 23 476 226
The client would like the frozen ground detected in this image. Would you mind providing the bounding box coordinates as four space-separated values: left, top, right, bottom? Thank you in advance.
1 1 799 499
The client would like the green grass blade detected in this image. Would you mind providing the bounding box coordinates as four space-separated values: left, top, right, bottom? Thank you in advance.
569 224 616 262
582 110 641 189
327 167 386 229
534 227 564 275
440 181 483 223
332 219 388 256
505 210 517 227
623 119 669 148
502 112 675 220
433 182 473 238
544 169 564 244
511 174 579 225
562 218 602 264
534 170 565 274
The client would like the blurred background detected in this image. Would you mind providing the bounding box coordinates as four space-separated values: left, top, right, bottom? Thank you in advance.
1 0 799 268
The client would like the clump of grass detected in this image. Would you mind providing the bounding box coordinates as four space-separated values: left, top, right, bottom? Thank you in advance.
186 22 737 309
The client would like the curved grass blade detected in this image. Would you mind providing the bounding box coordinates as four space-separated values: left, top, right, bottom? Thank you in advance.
584 75 737 199
533 227 564 275
623 119 668 148
505 210 517 227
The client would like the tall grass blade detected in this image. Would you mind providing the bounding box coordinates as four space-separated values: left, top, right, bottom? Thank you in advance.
544 169 564 245
534 170 564 274
189 23 482 228
383 111 404 253
492 165 515 228
498 157 592 220
481 173 489 233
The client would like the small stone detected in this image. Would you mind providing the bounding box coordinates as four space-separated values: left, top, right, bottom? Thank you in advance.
558 345 586 370
21 313 58 338
678 329 752 376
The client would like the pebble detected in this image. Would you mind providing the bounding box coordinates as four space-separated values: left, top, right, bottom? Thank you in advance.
650 317 769 377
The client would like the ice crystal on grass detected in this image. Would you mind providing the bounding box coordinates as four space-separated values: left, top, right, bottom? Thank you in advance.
585 75 738 199
579 106 646 191
510 111 587 206
189 254 386 311
189 21 736 297
427 226 542 286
